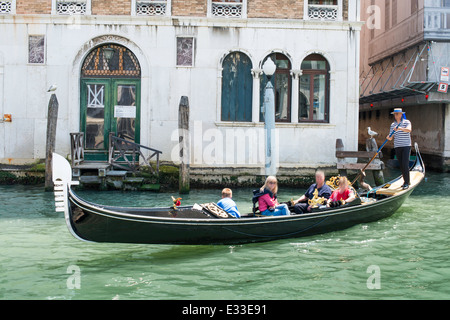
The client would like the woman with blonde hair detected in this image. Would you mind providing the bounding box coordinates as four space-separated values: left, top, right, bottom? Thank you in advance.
253 176 290 217
327 176 356 207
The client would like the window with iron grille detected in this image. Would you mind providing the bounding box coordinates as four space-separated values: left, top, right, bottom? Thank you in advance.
28 35 46 64
54 0 90 15
135 0 169 16
209 0 246 18
0 1 14 14
81 44 141 78
306 0 342 21
176 37 194 67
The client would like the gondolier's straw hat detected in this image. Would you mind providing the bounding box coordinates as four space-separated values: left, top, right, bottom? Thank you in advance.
391 108 406 114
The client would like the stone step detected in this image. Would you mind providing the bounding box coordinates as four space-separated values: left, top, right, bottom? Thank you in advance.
106 170 128 177
79 175 101 184
140 183 161 192
123 177 145 184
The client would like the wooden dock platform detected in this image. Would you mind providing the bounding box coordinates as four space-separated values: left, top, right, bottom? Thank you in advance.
69 132 162 190
336 138 385 187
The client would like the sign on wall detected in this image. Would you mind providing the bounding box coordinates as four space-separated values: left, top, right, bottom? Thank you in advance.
440 67 449 82
438 82 449 93
114 105 136 118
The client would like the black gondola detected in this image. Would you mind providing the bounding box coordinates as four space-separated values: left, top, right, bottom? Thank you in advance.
53 143 425 245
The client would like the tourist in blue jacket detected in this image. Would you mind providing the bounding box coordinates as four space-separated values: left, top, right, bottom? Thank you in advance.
217 188 241 218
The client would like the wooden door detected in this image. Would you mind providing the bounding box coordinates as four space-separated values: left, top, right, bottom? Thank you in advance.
80 79 140 161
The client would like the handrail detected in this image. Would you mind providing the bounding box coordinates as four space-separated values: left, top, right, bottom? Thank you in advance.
70 132 85 167
108 133 162 174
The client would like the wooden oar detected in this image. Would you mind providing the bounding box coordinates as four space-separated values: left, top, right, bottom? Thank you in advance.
351 121 402 187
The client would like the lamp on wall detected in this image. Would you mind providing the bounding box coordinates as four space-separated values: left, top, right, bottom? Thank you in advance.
262 57 276 80
102 47 115 62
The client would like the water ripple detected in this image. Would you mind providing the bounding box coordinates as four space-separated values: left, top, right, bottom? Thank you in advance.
1 172 450 300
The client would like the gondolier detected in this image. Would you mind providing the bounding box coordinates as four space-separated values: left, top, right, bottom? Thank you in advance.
387 108 412 190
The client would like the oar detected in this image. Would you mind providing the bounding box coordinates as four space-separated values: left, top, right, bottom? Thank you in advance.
351 121 402 187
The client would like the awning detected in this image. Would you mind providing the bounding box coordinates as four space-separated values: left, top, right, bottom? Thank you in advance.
360 42 438 104
359 81 437 104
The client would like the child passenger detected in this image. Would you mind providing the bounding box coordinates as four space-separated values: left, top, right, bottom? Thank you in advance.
327 176 356 207
257 176 290 217
217 188 241 218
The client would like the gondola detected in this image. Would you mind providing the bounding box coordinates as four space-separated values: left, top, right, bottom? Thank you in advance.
52 143 425 245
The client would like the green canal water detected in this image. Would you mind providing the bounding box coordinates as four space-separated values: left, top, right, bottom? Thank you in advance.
0 171 449 300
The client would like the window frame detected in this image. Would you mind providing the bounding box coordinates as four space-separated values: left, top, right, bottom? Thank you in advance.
220 51 253 122
28 34 46 65
176 36 195 68
207 0 247 19
260 53 292 124
131 0 171 17
0 0 16 14
304 0 343 21
298 54 330 124
51 0 92 15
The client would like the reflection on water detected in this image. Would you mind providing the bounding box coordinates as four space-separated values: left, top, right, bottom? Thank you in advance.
0 171 449 300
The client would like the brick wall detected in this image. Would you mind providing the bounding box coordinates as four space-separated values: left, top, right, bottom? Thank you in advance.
13 0 349 21
16 0 51 14
248 0 304 19
92 0 132 15
172 0 207 17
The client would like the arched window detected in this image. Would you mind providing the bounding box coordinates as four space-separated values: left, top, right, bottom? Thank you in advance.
260 53 292 123
299 54 330 123
221 52 253 122
81 44 141 78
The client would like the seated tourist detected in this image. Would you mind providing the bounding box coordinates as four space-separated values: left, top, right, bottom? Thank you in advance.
327 176 356 208
293 170 332 214
217 188 241 218
254 176 290 217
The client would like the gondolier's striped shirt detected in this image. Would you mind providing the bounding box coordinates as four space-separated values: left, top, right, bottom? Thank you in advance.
390 120 412 148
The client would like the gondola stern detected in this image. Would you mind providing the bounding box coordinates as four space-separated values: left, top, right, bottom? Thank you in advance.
52 153 79 212
412 142 425 174
52 153 87 242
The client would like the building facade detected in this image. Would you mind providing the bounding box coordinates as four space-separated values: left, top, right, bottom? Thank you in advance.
359 0 450 172
0 0 362 180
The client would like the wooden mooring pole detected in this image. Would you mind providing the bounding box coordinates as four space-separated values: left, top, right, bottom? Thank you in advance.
45 93 59 191
366 137 385 186
336 139 348 177
335 138 385 189
178 96 190 194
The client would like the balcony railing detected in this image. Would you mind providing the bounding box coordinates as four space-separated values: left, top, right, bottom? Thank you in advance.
55 0 88 15
109 133 162 174
424 8 450 29
211 1 244 18
423 4 450 40
136 0 167 16
0 1 13 14
308 4 339 21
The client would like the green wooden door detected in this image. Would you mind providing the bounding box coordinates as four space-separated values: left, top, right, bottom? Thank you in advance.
81 79 140 161
112 79 141 145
